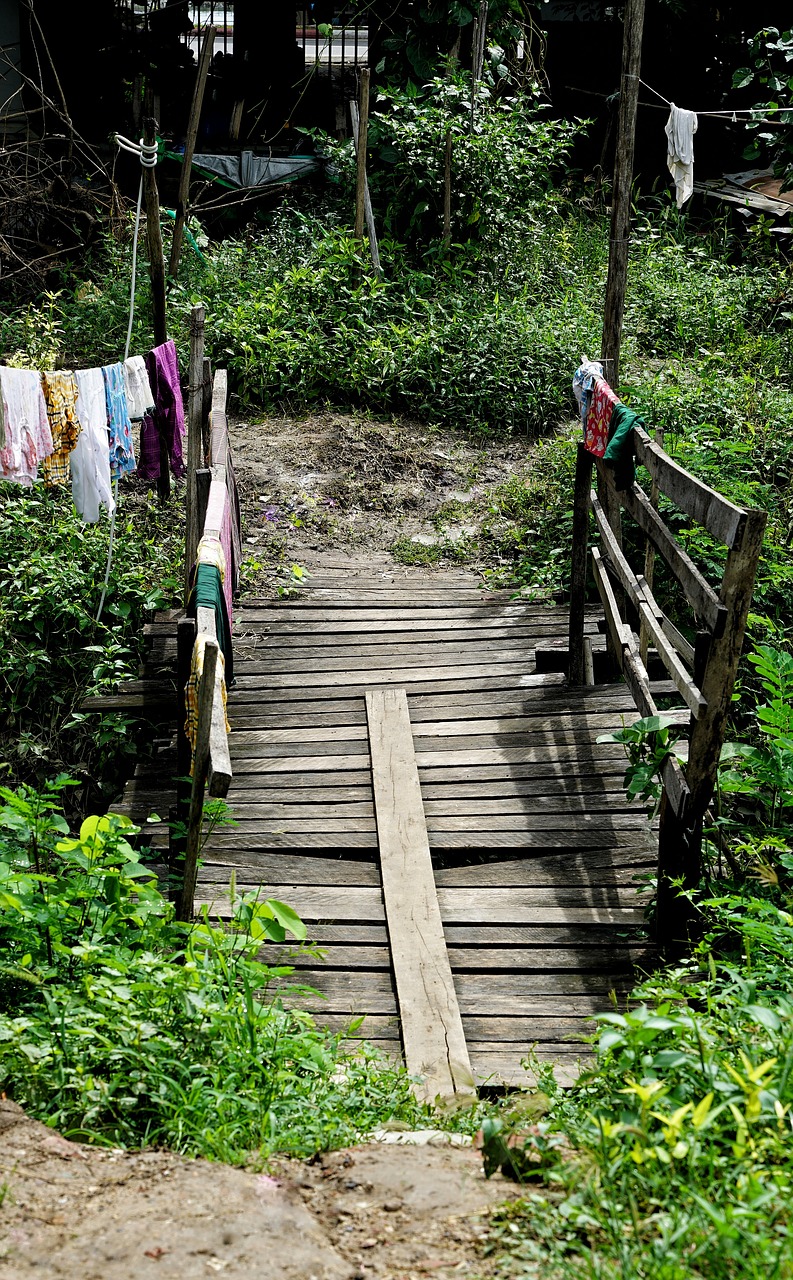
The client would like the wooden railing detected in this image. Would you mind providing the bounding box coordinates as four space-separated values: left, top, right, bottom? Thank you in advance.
568 432 766 949
173 305 239 920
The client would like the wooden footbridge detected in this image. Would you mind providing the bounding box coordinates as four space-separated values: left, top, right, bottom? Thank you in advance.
96 355 765 1102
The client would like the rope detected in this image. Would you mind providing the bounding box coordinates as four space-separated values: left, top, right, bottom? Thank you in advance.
626 73 792 122
96 134 158 625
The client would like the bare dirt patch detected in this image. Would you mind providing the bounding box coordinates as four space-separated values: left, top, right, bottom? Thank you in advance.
229 411 534 592
0 1102 520 1280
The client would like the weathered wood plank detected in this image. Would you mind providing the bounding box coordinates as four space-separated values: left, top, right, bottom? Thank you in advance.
366 688 474 1104
633 424 745 548
279 943 651 971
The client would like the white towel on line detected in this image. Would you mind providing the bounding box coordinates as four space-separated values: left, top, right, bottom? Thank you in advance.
665 103 698 209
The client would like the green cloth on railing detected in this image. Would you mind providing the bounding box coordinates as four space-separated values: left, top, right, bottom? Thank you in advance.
603 403 640 491
188 562 234 685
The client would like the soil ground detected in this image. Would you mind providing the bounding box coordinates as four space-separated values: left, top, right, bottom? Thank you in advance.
1 412 542 1278
228 410 537 591
0 1101 522 1279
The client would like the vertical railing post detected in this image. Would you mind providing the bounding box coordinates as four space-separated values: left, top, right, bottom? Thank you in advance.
175 635 218 921
568 443 593 685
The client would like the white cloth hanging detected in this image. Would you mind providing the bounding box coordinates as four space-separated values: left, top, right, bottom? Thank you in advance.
123 355 155 422
72 368 115 523
0 367 53 486
665 104 698 208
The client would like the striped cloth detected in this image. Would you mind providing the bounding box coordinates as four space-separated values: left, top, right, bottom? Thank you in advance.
41 370 81 487
184 634 230 770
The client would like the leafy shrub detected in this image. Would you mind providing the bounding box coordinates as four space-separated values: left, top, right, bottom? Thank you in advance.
0 485 181 796
0 781 454 1160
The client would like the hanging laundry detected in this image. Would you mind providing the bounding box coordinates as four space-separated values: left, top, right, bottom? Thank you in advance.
0 380 5 451
187 547 234 686
102 362 136 478
0 367 53 486
140 340 186 482
572 358 604 431
585 377 620 457
72 369 115 524
41 371 81 487
195 531 234 632
665 104 698 208
123 355 155 422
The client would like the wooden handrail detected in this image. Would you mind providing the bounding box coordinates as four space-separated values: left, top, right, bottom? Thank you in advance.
174 353 238 920
568 431 767 951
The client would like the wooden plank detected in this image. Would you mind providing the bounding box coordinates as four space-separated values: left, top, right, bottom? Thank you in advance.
229 725 641 755
200 853 380 885
226 673 568 702
225 624 588 650
435 856 654 886
287 943 650 972
569 443 594 684
206 828 652 851
235 647 532 677
235 605 567 623
366 688 474 1104
307 924 647 948
199 884 646 924
275 970 633 1010
214 812 649 834
225 791 636 812
617 478 726 634
232 661 532 691
633 424 745 547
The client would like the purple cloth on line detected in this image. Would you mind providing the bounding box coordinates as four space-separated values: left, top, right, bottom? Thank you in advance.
138 340 186 480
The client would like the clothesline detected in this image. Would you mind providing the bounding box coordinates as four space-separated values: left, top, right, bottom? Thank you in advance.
566 82 790 129
629 74 793 123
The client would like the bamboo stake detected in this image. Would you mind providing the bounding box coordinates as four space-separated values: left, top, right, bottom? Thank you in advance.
350 98 381 278
169 26 215 279
354 67 370 241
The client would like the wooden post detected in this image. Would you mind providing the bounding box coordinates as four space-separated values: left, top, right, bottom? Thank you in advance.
201 356 213 460
350 98 382 279
142 113 167 348
175 636 218 921
184 303 206 601
685 511 767 830
172 612 196 894
169 25 215 280
568 443 593 685
443 128 452 248
655 788 693 958
600 0 645 390
354 67 370 242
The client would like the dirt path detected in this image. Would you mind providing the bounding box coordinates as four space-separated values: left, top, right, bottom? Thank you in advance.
228 410 536 591
0 1101 521 1279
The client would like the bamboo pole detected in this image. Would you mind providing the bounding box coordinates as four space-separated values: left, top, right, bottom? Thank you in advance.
354 67 370 241
169 25 215 280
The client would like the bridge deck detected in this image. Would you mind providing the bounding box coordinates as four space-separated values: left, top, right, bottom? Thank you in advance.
117 570 664 1088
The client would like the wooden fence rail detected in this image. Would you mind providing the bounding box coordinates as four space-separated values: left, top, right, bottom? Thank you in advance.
568 435 766 950
174 307 239 920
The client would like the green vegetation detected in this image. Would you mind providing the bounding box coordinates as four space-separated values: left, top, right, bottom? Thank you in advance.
0 779 475 1161
0 485 181 799
481 644 793 1279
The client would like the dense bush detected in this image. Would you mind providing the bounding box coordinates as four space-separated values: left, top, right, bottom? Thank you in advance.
0 781 457 1160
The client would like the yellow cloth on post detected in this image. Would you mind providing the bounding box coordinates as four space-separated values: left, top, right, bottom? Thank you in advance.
196 533 226 580
41 370 81 487
184 634 230 773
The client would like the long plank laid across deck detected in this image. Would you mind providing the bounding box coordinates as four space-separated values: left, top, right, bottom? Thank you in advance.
366 688 474 1104
232 661 535 691
277 943 651 972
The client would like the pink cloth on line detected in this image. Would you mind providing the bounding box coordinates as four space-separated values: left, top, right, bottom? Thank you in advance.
139 340 186 480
